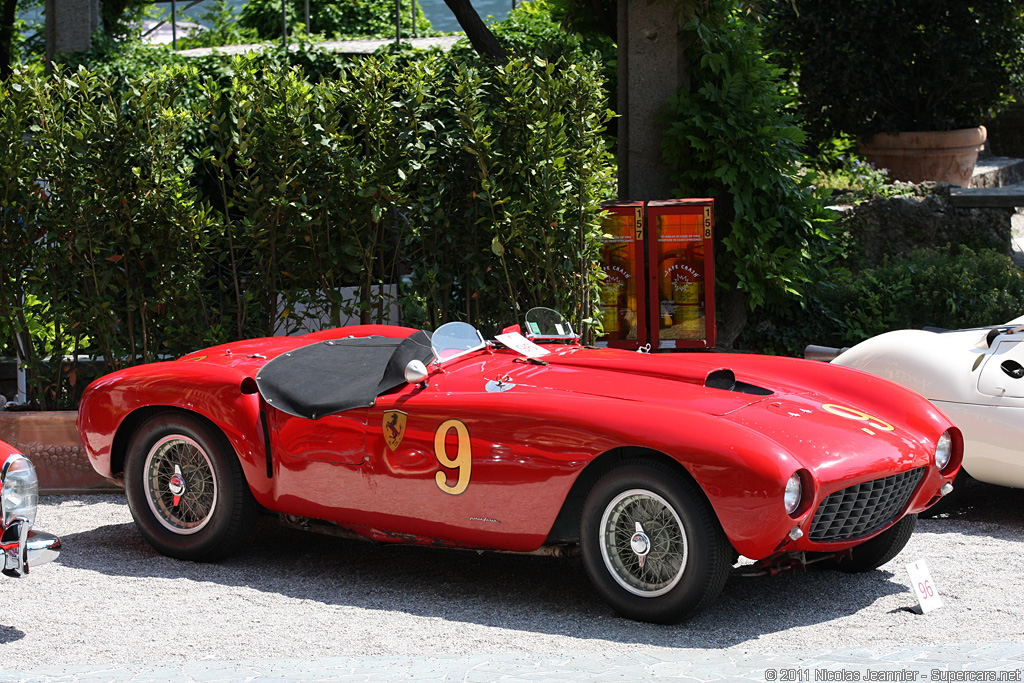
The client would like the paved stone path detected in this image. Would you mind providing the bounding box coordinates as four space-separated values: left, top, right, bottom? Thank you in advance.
3 644 1023 682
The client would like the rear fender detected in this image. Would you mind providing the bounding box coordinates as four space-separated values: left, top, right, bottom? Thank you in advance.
78 362 270 499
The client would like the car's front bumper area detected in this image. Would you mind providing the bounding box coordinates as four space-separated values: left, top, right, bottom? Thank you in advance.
2 519 61 577
766 463 955 560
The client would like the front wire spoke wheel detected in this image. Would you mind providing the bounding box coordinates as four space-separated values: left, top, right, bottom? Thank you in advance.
580 459 731 623
145 435 218 535
602 489 687 596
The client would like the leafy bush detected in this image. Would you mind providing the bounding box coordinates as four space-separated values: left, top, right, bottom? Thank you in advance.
482 0 616 131
429 56 614 327
100 0 152 39
175 0 261 49
1 50 612 408
814 156 917 203
659 2 836 345
481 2 574 58
2 65 211 406
742 246 1024 355
63 38 189 81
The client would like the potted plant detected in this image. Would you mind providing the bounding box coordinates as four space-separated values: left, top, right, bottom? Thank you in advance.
766 0 1024 186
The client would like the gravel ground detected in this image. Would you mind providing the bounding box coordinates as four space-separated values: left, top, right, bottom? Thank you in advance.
1 479 1022 665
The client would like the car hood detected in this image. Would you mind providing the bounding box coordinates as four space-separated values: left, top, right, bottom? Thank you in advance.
176 338 298 375
479 346 943 473
487 347 830 414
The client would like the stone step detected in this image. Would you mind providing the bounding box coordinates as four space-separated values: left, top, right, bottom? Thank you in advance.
950 183 1024 208
951 158 1024 207
970 155 1024 188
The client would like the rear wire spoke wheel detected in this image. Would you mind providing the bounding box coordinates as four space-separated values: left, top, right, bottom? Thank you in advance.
125 412 257 561
144 435 217 534
581 459 731 624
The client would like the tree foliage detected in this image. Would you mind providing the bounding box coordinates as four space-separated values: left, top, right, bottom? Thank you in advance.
764 0 1024 141
239 0 434 40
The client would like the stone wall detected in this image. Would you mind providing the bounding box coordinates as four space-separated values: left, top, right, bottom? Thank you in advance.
833 184 1015 268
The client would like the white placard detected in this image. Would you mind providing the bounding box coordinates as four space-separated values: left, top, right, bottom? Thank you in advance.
495 332 551 358
906 559 943 613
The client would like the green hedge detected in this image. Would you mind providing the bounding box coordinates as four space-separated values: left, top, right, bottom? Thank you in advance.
0 50 612 408
742 246 1024 356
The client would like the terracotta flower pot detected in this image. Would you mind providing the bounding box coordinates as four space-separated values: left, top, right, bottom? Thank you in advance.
0 411 120 494
858 126 987 187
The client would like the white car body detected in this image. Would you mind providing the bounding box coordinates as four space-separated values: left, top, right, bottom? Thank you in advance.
831 315 1024 489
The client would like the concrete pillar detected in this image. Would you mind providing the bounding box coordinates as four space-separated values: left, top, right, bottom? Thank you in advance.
45 0 100 65
617 0 689 200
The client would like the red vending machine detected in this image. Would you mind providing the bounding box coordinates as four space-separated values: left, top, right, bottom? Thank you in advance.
596 201 646 349
596 199 715 350
646 199 715 350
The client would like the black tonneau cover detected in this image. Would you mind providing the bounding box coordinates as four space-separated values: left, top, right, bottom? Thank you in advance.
255 330 433 419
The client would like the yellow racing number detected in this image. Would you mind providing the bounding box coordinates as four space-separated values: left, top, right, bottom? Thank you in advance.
821 403 895 435
434 419 472 495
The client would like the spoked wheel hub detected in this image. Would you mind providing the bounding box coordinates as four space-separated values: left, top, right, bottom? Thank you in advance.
600 488 688 597
630 523 651 567
143 435 218 535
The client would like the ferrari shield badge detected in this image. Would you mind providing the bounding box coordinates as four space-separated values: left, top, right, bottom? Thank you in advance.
383 410 408 451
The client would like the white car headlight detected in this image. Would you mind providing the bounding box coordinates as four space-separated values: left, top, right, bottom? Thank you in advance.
935 431 953 470
784 472 802 514
2 454 39 527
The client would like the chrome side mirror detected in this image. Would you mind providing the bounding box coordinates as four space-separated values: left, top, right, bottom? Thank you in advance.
405 359 428 387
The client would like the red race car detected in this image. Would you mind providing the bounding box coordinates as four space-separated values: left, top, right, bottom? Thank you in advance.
77 308 961 623
2 444 62 577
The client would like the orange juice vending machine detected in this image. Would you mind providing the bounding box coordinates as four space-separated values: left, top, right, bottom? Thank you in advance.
596 199 715 350
646 199 715 349
596 201 647 348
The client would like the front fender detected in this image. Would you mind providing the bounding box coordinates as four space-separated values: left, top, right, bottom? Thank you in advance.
600 402 804 559
499 395 806 560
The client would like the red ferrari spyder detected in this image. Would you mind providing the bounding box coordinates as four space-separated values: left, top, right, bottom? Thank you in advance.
77 308 961 623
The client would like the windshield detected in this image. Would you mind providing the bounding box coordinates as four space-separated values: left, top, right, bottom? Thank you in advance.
430 322 487 363
523 307 576 341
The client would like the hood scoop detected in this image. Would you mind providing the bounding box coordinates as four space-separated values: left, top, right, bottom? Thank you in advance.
705 369 773 396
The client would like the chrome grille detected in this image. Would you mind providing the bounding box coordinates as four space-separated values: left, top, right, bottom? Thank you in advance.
809 468 925 542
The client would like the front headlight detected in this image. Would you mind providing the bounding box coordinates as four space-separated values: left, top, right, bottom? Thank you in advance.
784 472 802 514
935 431 953 470
2 454 39 527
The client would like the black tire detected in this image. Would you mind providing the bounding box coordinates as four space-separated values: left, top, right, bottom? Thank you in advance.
124 412 258 561
580 459 732 624
825 514 917 573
